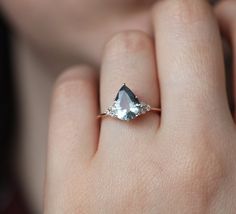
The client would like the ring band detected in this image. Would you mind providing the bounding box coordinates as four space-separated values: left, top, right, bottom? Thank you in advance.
97 84 161 121
97 107 161 119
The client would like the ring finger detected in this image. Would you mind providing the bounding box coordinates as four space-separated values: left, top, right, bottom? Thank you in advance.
99 30 160 152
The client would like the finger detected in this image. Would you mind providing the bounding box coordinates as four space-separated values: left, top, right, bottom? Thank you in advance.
215 0 236 120
99 31 160 151
152 0 231 127
45 66 99 211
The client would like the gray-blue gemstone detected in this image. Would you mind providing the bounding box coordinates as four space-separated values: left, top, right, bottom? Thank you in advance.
113 84 140 121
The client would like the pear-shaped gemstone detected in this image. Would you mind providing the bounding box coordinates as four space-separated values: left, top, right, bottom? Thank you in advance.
113 84 140 121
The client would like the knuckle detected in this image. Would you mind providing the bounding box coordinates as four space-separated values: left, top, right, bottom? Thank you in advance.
53 65 95 99
55 65 94 86
105 30 152 55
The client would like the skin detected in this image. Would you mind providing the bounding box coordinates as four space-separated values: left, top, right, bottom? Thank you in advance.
1 0 236 213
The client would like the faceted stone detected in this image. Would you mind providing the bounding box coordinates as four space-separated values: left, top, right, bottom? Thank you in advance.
113 84 141 121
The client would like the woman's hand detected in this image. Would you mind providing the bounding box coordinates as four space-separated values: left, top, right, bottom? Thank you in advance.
44 1 236 213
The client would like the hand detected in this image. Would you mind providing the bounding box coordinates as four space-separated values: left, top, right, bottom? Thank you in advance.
44 1 236 213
